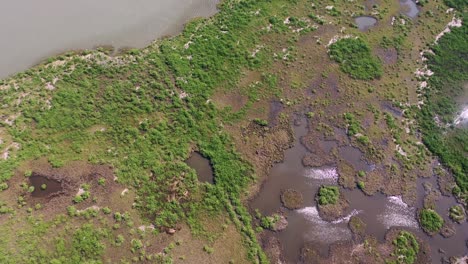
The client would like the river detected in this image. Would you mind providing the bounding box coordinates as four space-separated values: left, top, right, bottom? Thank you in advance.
0 0 219 79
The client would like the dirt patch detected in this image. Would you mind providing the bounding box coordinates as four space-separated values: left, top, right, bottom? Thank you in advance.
260 232 284 264
358 169 385 195
212 90 248 112
317 193 349 222
268 100 284 127
7 158 119 219
440 222 456 238
348 216 367 241
337 160 356 189
376 48 398 65
281 189 304 210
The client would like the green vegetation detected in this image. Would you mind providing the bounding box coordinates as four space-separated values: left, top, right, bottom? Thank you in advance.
70 224 105 262
390 231 419 264
419 209 444 233
259 214 281 230
317 185 340 205
344 112 362 136
329 38 382 80
416 8 467 200
449 205 465 223
0 0 463 262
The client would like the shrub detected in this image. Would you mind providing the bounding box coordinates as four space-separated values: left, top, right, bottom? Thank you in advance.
254 118 268 126
259 214 280 229
329 38 382 80
392 231 419 264
203 245 214 254
449 205 465 223
98 178 106 186
131 239 143 253
419 209 444 233
72 224 104 262
317 185 340 205
0 182 8 191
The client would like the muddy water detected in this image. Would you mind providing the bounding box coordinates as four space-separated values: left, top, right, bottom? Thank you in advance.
186 152 214 183
29 174 62 198
0 0 219 79
400 0 420 18
415 176 468 262
354 16 377 31
251 117 467 263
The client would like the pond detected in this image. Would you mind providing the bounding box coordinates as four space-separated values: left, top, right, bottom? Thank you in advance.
29 173 63 198
399 0 420 18
186 152 214 184
0 0 219 79
354 16 377 31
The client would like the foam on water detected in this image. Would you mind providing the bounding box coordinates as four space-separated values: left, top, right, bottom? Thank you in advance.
378 196 418 229
331 209 362 224
297 206 357 243
304 167 338 182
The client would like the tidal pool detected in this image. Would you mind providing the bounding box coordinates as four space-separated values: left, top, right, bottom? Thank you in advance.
0 0 219 79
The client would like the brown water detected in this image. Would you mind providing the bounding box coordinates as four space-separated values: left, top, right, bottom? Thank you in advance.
29 174 63 198
251 117 467 263
354 16 378 31
0 0 219 79
186 152 214 183
400 0 420 18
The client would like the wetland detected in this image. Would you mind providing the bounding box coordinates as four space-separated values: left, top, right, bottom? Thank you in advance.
0 0 466 263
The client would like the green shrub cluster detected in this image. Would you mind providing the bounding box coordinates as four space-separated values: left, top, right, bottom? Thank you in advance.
317 185 340 205
391 231 419 264
416 11 467 197
419 209 444 233
329 38 383 80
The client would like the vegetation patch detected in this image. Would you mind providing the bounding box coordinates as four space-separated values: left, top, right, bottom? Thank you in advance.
317 185 340 205
416 8 467 201
389 231 419 264
419 209 444 234
329 38 383 80
449 205 465 223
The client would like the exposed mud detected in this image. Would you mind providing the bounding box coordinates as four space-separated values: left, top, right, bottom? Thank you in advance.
5 159 119 219
29 173 64 198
